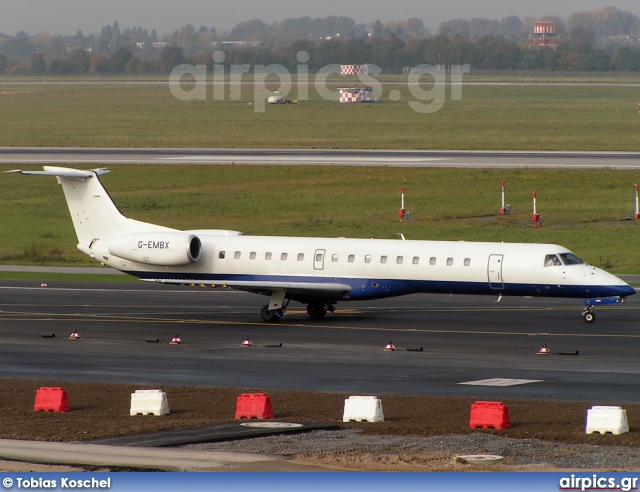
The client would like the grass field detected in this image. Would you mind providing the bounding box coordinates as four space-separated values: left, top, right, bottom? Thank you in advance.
1 80 640 150
1 79 639 272
1 164 639 273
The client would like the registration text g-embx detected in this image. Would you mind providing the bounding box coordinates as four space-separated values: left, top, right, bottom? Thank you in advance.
15 477 111 488
138 241 170 249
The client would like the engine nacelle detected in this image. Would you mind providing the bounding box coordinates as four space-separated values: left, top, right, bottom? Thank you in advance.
107 232 202 266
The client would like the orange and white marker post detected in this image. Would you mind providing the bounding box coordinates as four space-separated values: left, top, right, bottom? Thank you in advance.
500 180 508 215
532 192 541 228
399 188 406 222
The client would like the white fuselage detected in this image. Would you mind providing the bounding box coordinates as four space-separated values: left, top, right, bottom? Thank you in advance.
91 232 633 302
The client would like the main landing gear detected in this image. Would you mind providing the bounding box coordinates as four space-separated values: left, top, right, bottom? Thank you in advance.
260 301 336 322
260 304 284 322
306 301 336 319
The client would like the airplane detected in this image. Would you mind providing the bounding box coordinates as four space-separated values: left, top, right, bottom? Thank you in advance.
7 166 636 323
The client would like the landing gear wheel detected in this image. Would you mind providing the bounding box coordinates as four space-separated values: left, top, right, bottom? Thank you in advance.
583 312 595 323
307 302 328 319
260 305 281 323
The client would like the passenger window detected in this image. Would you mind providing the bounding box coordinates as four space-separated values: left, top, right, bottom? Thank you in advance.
297 253 304 261
265 252 272 260
250 252 256 260
281 253 288 261
364 255 371 264
381 256 387 264
234 251 241 259
316 253 323 262
348 255 355 263
412 257 419 265
332 254 339 262
544 254 562 267
397 256 403 264
447 258 453 266
219 251 225 259
464 258 471 266
430 257 436 265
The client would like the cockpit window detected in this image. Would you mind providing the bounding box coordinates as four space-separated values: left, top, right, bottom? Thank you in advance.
559 253 584 265
544 254 562 267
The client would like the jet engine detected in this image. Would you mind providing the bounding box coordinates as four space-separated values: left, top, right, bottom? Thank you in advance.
107 232 201 266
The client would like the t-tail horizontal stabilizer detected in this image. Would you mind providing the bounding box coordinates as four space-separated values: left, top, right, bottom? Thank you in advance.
6 167 110 179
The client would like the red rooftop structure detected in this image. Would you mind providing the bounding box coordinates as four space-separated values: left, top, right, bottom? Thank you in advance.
529 21 559 50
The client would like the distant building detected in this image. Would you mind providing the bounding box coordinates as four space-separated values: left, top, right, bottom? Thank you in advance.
218 41 262 48
66 44 92 53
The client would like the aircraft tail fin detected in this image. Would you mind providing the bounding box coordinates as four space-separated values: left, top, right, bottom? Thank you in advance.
6 166 171 245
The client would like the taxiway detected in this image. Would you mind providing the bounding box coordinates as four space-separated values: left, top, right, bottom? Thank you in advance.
1 279 639 403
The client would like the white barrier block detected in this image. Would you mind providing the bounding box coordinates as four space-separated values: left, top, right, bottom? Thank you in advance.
343 396 384 423
585 406 629 435
130 389 170 416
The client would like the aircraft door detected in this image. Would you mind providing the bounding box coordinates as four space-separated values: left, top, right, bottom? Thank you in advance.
487 254 504 289
314 249 325 270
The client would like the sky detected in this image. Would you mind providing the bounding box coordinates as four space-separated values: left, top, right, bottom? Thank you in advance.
1 0 640 36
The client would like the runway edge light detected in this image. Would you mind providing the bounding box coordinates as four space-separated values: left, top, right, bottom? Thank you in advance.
538 343 551 355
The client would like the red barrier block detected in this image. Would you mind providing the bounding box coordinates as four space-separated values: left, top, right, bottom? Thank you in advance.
34 387 71 413
235 393 274 420
470 401 511 430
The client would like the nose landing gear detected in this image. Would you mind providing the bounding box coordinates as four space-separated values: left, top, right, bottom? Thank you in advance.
582 305 595 323
582 296 625 323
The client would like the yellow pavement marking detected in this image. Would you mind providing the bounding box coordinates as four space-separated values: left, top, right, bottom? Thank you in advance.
2 309 640 339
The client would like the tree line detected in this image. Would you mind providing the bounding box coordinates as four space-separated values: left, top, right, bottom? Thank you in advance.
1 7 640 75
3 35 640 76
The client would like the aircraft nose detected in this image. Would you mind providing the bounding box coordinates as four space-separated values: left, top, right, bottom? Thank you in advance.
595 269 636 297
620 284 637 297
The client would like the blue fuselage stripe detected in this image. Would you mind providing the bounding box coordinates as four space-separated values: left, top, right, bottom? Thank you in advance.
124 271 634 301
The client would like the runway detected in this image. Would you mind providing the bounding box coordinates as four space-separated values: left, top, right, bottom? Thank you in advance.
1 147 640 168
1 279 639 403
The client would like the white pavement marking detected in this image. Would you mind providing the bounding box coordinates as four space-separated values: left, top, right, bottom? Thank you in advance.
458 378 544 387
159 156 451 161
